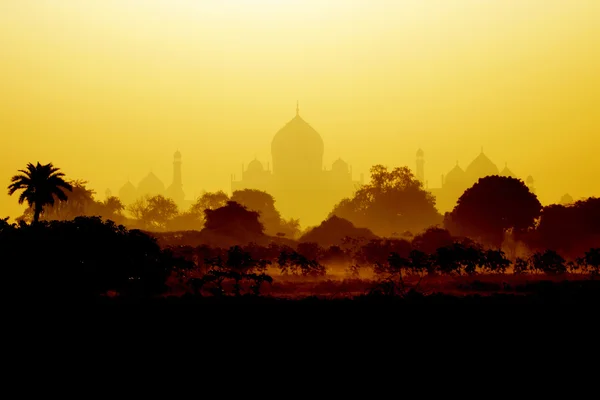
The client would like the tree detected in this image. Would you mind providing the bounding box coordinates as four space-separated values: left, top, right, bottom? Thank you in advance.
299 216 377 248
411 227 453 255
482 249 511 274
530 250 567 275
43 179 95 220
581 248 600 276
8 162 72 223
146 195 178 230
103 196 125 215
204 201 264 235
190 191 230 217
231 189 300 238
329 165 442 237
526 198 600 258
1 217 191 300
127 195 178 230
445 176 542 248
514 257 530 274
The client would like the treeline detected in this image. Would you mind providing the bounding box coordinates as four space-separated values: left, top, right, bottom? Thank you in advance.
168 230 600 279
0 217 191 301
1 217 598 301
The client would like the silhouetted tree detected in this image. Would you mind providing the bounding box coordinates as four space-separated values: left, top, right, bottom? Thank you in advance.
190 191 229 219
445 176 542 248
103 196 125 216
482 249 511 274
526 198 600 258
297 242 322 261
43 179 95 220
329 165 442 237
231 189 300 238
530 250 567 275
1 217 189 300
8 162 72 223
408 249 433 275
128 195 178 230
299 216 377 247
277 250 326 276
412 227 453 255
581 248 600 276
357 238 412 270
514 257 530 274
204 201 264 235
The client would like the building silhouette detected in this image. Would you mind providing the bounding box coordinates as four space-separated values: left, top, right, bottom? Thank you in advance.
231 103 363 227
118 151 190 210
422 148 536 213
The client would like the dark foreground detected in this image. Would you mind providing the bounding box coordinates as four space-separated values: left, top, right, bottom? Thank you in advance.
89 279 600 304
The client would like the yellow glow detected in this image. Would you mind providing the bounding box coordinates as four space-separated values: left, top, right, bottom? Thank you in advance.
1 0 599 221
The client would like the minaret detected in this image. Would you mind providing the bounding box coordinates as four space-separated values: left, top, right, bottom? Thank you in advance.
173 150 182 188
416 148 425 184
167 150 185 206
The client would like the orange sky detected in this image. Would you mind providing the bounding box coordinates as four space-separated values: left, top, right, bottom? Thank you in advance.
1 0 599 220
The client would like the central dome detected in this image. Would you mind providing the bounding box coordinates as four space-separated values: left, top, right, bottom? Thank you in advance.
465 151 499 181
271 106 324 176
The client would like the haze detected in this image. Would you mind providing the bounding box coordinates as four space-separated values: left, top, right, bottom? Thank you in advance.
1 0 599 220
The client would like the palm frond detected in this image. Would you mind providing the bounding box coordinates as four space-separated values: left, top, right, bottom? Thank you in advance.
53 187 69 202
18 191 28 205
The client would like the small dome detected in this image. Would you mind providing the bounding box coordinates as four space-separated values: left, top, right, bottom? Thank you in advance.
445 163 466 185
247 159 264 173
174 150 182 159
332 158 348 173
500 163 516 178
118 181 137 205
465 151 499 180
138 172 165 197
416 148 424 157
526 175 534 185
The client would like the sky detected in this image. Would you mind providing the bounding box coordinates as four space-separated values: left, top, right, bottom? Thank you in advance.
1 0 599 219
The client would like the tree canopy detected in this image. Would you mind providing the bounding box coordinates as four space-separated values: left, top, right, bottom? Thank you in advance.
445 176 542 247
8 162 72 223
204 201 264 235
329 165 442 237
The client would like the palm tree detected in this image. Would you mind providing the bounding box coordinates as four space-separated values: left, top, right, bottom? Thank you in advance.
8 162 72 224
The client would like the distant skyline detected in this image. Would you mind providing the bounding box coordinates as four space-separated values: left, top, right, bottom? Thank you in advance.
2 0 599 219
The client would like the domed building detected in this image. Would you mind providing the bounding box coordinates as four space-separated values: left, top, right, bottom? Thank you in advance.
117 151 191 209
231 103 363 227
271 104 324 178
465 150 499 182
118 181 137 206
444 162 466 188
137 172 165 198
500 163 516 178
425 149 535 213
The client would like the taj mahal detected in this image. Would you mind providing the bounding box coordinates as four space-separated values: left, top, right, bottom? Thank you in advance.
231 103 363 226
117 104 537 227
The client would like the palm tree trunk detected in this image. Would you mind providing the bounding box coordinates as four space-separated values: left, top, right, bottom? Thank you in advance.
33 205 41 224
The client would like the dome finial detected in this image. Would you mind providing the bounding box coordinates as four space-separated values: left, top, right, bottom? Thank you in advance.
481 146 484 154
296 100 299 116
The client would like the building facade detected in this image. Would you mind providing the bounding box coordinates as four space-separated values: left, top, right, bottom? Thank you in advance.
419 148 535 213
231 104 363 227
